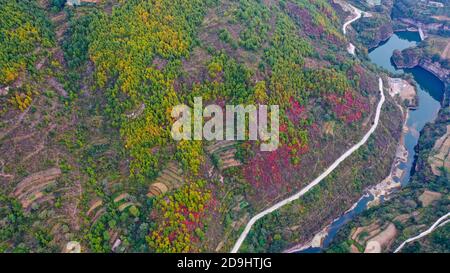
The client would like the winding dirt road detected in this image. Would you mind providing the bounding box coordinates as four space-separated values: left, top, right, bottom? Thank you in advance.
337 0 367 55
342 4 363 35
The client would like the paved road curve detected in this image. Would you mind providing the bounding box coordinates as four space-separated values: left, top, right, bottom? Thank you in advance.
231 78 386 253
394 213 450 253
339 0 364 55
342 3 362 35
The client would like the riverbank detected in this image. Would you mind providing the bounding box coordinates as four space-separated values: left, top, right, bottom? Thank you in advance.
366 77 419 207
284 193 372 253
392 50 450 88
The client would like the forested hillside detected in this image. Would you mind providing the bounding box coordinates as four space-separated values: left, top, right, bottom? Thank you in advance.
0 0 405 253
0 0 54 85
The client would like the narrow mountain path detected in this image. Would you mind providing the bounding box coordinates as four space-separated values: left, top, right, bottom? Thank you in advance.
342 4 362 35
336 0 369 55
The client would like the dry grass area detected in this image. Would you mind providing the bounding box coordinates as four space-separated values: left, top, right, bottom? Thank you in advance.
147 162 184 197
113 193 130 203
87 199 103 217
426 36 450 60
442 40 450 60
13 167 61 210
206 140 241 170
432 15 450 22
364 223 397 253
117 202 139 212
113 192 140 212
352 222 381 245
393 213 411 224
428 125 450 176
418 190 442 207
349 221 398 253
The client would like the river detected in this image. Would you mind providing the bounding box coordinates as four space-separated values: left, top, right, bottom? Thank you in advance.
298 31 444 253
369 31 443 185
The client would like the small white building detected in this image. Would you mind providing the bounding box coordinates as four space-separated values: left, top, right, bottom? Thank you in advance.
66 0 81 6
428 1 445 8
66 0 99 6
